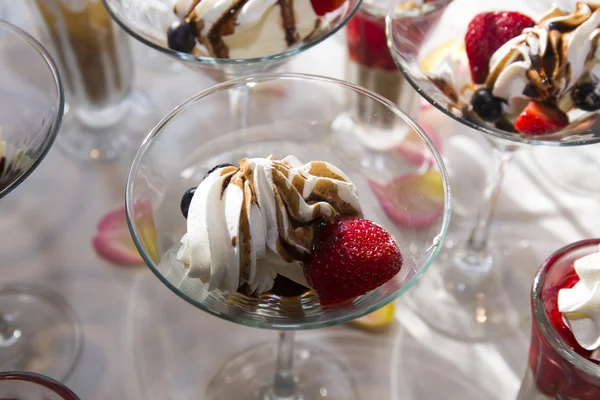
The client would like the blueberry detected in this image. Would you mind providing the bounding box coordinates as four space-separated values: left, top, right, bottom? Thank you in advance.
572 81 600 111
167 20 196 53
471 88 504 122
180 187 196 219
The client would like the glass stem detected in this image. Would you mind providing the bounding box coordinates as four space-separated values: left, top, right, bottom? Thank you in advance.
266 331 300 400
0 313 19 348
458 144 517 271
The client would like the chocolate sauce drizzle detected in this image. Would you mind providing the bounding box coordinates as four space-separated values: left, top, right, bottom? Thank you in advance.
485 2 600 104
187 0 301 58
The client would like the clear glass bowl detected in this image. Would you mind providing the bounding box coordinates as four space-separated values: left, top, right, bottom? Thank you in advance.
102 0 363 79
125 73 451 399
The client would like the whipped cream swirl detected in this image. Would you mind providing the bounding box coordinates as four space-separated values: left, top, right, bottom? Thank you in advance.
487 3 600 108
177 155 362 294
173 0 323 58
558 246 600 351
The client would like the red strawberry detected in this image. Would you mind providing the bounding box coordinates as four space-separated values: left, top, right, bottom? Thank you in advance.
305 217 403 304
311 0 345 16
514 101 569 135
466 12 535 84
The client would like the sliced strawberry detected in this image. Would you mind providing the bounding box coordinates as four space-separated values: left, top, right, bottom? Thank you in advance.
311 0 345 16
305 217 403 304
514 101 569 135
465 12 535 83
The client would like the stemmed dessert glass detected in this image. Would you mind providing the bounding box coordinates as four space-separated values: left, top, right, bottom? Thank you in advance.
517 239 600 400
0 371 80 399
0 21 82 380
388 0 600 340
102 0 362 134
126 73 451 399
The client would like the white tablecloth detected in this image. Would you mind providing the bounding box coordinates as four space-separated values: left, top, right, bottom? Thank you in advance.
2 1 599 399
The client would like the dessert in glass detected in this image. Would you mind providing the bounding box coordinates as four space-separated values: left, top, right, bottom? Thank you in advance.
346 0 452 123
103 0 362 79
0 371 80 400
0 21 82 381
517 239 600 400
125 73 451 399
388 0 600 340
29 0 156 162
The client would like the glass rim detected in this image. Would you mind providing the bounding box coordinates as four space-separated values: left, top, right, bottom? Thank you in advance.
0 371 80 399
385 0 600 148
125 72 452 330
0 20 65 199
102 0 363 67
532 238 600 377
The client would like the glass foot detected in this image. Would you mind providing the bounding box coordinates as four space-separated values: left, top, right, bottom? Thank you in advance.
403 239 533 341
0 284 82 382
205 341 359 400
531 145 600 196
57 89 157 162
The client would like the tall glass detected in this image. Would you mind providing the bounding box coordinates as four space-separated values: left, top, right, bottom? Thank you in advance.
29 0 155 162
346 0 452 126
518 239 600 399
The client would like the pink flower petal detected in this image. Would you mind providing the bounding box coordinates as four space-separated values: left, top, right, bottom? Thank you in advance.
370 170 444 229
93 206 144 266
395 122 443 167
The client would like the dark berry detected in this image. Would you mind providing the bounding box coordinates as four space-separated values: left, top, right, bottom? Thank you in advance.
572 81 600 111
167 20 196 53
202 163 235 181
180 187 196 219
471 88 504 122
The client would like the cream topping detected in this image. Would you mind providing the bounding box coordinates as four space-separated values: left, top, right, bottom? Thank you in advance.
487 3 600 106
176 155 362 294
558 246 600 351
172 0 323 58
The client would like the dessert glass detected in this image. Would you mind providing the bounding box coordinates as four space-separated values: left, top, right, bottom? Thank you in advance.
387 0 600 340
125 73 451 399
0 371 80 400
0 21 82 381
28 0 156 162
517 239 600 400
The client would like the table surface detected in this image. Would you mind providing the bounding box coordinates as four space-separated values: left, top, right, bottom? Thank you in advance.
2 1 600 399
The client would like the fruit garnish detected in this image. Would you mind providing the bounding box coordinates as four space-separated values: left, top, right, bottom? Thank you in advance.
369 169 444 229
305 217 403 304
348 302 396 332
346 11 397 70
420 39 465 71
92 203 158 266
180 187 196 219
514 101 569 135
471 88 504 122
572 80 600 111
167 20 196 53
395 122 443 167
465 11 535 84
311 0 345 16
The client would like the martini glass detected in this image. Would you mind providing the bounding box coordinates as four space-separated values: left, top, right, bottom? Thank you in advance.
102 0 362 135
0 21 82 381
126 73 451 399
387 0 600 341
0 371 80 399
